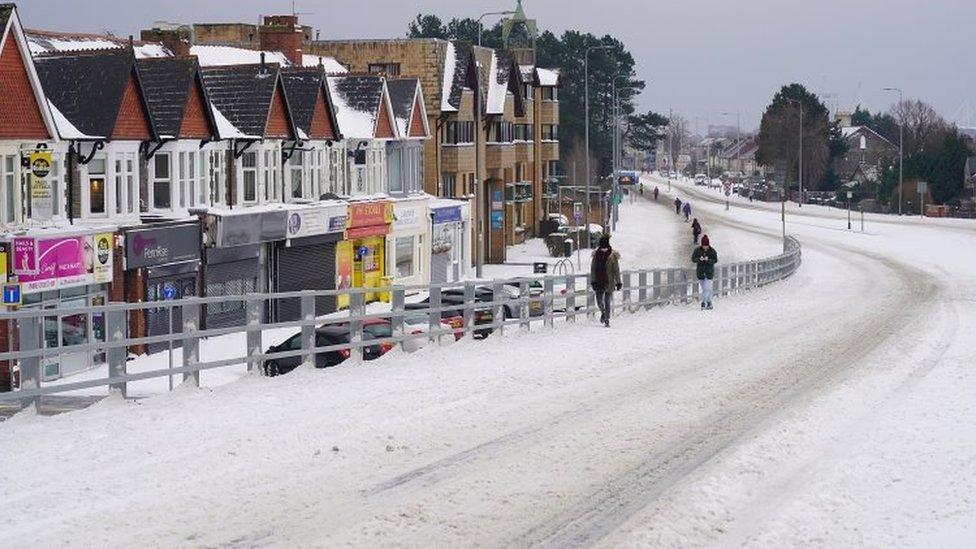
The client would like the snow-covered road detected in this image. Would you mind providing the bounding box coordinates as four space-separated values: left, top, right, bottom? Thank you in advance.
1 177 973 548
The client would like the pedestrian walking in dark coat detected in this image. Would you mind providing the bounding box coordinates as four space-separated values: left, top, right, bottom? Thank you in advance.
653 187 659 201
589 235 622 327
691 218 702 244
675 197 682 215
691 235 718 310
682 201 692 222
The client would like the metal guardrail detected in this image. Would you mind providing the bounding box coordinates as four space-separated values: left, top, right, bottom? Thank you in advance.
0 237 801 411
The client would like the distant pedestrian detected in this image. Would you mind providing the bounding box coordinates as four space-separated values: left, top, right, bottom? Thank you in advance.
692 235 718 310
653 186 659 201
675 197 682 215
639 182 644 195
691 218 702 244
683 201 692 222
589 235 622 328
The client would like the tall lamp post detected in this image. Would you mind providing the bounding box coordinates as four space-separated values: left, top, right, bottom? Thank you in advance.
477 10 514 47
584 44 609 241
786 99 803 207
611 74 631 230
883 87 904 215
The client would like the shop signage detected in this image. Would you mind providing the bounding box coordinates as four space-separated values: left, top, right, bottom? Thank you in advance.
125 223 200 269
346 201 392 240
12 237 38 274
14 232 114 294
28 149 54 222
393 203 425 232
432 206 462 225
285 205 347 240
0 242 7 284
214 210 288 247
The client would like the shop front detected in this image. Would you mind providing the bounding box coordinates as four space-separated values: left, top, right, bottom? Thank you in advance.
123 221 202 354
10 229 115 380
272 202 348 322
203 209 287 329
430 199 471 284
388 197 430 288
338 201 393 308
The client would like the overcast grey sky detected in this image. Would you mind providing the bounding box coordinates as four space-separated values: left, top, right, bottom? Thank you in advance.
18 0 976 131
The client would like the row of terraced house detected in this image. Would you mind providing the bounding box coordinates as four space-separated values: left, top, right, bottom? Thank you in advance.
0 2 561 387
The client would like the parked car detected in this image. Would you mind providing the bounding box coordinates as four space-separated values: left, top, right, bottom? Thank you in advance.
263 322 388 377
399 313 459 351
694 173 707 185
406 289 495 338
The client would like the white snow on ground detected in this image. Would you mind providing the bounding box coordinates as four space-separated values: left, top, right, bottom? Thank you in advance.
1 174 975 547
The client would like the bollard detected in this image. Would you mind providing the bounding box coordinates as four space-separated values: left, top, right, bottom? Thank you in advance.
106 308 127 397
463 282 475 339
543 276 555 329
246 297 263 372
301 292 316 368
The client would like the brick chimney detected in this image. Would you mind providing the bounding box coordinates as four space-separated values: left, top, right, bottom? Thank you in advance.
259 15 303 66
140 28 191 57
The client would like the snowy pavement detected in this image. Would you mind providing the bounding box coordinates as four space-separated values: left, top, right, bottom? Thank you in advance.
1 177 975 548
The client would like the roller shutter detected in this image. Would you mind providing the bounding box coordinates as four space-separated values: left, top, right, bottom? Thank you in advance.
275 241 337 322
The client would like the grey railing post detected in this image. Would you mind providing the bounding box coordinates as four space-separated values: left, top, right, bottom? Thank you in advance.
682 270 691 304
519 279 530 331
349 292 364 361
391 286 406 347
666 268 676 303
543 276 555 329
181 302 200 388
622 271 632 313
463 282 475 339
492 280 505 336
17 315 41 412
565 274 576 323
638 271 648 309
652 269 661 307
429 286 442 344
106 308 127 397
246 297 263 373
301 292 316 368
585 273 595 320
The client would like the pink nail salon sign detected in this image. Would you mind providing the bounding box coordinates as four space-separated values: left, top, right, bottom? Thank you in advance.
12 233 114 294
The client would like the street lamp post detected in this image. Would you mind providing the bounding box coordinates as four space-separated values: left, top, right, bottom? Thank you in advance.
584 44 609 241
847 190 853 230
611 74 630 231
883 87 904 215
786 99 803 207
477 10 515 47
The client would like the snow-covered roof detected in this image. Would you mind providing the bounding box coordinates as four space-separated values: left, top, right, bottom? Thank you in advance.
47 98 101 139
300 54 347 73
486 51 507 115
190 45 289 67
327 74 387 140
208 101 258 140
841 126 863 139
26 30 171 59
440 41 457 113
536 67 559 87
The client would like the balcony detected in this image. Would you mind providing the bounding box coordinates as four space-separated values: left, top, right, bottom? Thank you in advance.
486 142 515 170
440 143 475 172
539 101 559 124
540 141 559 161
514 140 534 163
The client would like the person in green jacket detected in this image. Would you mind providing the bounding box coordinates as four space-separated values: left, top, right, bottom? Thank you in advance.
691 234 718 310
590 234 622 327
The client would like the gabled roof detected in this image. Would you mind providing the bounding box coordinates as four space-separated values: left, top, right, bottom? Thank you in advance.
386 78 428 138
200 63 283 139
137 56 215 139
484 49 524 116
326 74 396 140
441 41 479 113
0 4 57 140
34 48 155 140
841 125 895 147
280 66 340 141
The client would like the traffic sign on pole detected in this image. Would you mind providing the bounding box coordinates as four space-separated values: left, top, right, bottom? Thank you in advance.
3 283 21 306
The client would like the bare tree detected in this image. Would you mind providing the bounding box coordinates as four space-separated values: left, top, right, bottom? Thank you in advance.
665 113 690 172
890 99 949 155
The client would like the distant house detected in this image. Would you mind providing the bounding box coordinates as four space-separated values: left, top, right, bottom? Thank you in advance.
836 126 898 193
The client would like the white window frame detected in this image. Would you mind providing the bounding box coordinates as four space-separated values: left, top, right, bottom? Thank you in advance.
83 154 108 219
240 151 258 205
0 151 21 225
151 151 173 211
